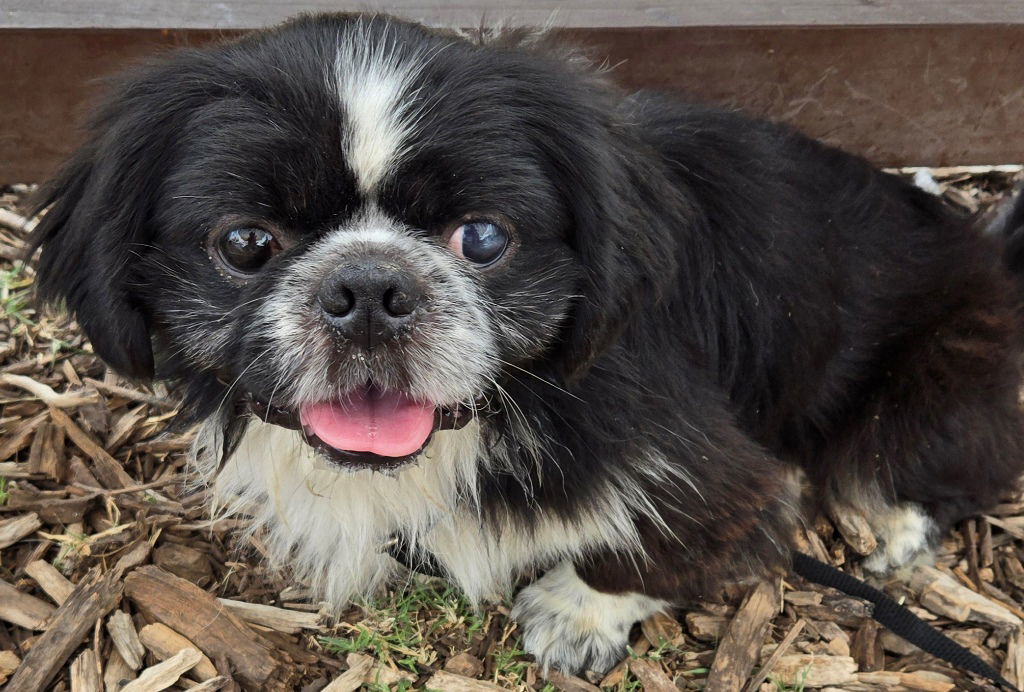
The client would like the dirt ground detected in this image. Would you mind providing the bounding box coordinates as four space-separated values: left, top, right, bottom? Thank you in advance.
1 167 1024 691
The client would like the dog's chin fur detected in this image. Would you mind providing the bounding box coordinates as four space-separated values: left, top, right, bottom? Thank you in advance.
195 417 656 604
28 11 1024 675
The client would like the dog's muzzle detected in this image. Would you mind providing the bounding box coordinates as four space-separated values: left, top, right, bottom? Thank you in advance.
240 237 490 472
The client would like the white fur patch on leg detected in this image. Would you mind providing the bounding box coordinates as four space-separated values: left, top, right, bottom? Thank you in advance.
511 562 668 675
862 503 937 576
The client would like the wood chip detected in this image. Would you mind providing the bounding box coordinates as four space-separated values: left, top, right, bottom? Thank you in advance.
82 377 177 410
628 658 676 692
48 406 134 489
850 619 883 672
769 654 857 687
1005 628 1024 690
112 539 153 574
828 503 878 556
61 359 82 387
133 435 196 454
154 543 212 584
544 668 601 692
598 636 650 688
641 611 683 646
28 421 66 482
686 612 729 641
855 670 902 686
0 460 30 479
322 655 375 692
5 566 125 691
9 492 95 525
345 653 416 687
0 411 47 461
706 579 780 692
444 652 485 678
878 629 918 656
796 526 831 563
0 650 21 686
783 591 822 607
70 649 102 692
24 559 75 605
910 566 1023 629
857 670 954 692
0 207 37 233
102 648 135 692
120 647 202 692
423 670 504 691
0 511 41 549
0 577 57 630
799 594 873 628
824 634 851 657
68 456 101 490
104 405 148 452
898 671 956 692
0 373 100 408
744 619 806 692
106 610 146 671
986 514 1024 541
125 566 289 688
184 676 230 691
217 597 323 634
139 623 219 681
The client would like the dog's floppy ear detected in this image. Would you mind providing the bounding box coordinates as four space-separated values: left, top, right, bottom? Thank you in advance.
27 73 186 381
507 42 686 381
548 113 684 383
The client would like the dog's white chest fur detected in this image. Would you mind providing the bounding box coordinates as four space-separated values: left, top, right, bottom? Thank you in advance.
194 418 642 604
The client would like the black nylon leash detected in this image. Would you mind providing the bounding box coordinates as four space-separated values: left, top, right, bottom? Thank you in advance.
793 552 1020 691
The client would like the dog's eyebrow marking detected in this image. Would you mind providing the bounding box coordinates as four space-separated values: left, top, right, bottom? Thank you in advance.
332 18 435 196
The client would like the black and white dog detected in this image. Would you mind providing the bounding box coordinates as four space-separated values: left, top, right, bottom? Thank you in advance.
30 13 1024 673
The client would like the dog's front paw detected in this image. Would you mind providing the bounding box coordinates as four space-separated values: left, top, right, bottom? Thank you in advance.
511 562 667 675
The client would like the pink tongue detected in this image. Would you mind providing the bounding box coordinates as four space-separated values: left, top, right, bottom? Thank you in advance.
299 390 435 458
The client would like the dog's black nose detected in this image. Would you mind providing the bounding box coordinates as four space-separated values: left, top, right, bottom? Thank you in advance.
317 264 422 348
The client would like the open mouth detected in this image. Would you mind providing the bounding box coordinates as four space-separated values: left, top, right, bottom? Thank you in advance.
247 386 473 471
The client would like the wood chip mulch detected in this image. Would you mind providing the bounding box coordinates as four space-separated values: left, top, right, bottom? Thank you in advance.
1 167 1023 691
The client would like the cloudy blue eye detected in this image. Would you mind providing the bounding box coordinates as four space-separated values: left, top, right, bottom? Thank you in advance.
447 221 509 266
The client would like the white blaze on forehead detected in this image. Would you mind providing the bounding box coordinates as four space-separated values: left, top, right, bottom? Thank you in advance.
333 19 432 195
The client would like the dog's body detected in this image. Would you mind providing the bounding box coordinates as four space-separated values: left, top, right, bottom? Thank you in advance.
31 14 1024 673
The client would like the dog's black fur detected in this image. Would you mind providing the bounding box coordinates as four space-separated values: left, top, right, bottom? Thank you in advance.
29 13 1024 672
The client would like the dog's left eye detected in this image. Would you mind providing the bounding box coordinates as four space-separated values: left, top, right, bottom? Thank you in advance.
215 227 279 274
447 221 509 266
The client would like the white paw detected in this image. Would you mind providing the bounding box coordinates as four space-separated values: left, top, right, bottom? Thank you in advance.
862 503 937 576
511 562 668 675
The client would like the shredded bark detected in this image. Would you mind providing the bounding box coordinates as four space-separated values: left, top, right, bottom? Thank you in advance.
1 170 1023 690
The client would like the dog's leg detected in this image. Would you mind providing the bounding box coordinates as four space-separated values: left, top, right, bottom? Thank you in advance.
827 394 1024 578
511 455 801 674
511 561 668 675
860 395 1022 577
816 300 1024 576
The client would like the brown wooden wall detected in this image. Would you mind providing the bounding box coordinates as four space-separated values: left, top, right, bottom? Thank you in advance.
2 25 1023 184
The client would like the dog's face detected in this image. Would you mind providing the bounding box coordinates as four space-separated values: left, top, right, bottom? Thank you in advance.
31 14 674 471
